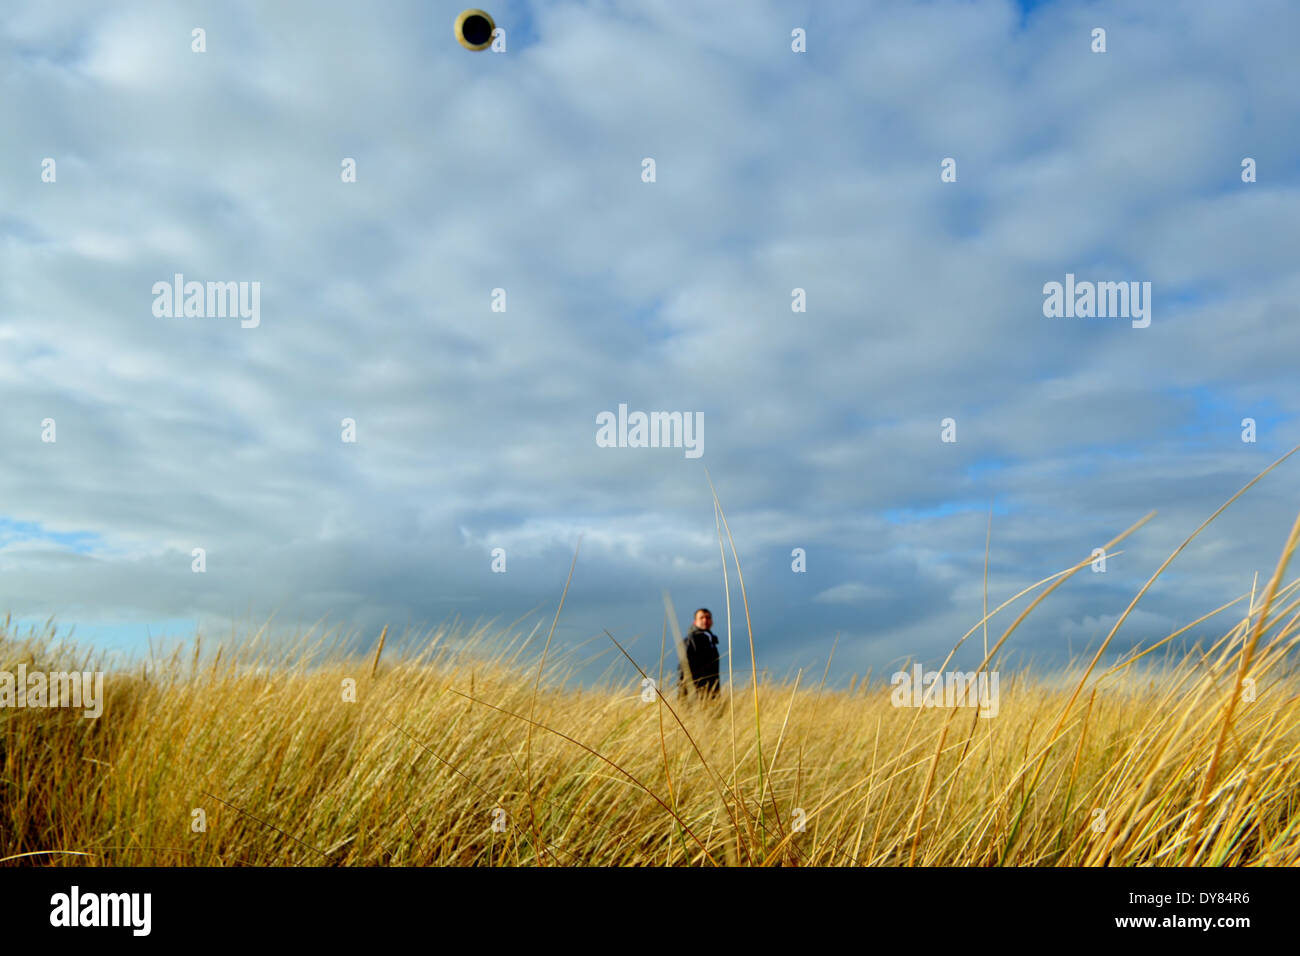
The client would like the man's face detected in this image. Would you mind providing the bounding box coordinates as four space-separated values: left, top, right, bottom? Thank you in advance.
695 611 712 631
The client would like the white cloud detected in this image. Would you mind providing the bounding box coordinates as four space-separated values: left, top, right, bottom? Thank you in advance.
1 0 1297 680
814 582 892 605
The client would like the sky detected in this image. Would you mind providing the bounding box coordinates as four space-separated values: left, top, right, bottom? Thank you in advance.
1 0 1298 686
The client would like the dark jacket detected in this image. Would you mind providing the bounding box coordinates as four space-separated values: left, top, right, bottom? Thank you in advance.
679 626 720 693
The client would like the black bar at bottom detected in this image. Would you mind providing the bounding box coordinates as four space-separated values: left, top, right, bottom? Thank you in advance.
0 865 1273 942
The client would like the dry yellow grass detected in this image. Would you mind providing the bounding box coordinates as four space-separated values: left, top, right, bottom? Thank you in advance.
1 600 1299 867
5 456 1300 867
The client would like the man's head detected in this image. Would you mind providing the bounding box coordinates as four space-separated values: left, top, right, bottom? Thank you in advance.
694 608 712 631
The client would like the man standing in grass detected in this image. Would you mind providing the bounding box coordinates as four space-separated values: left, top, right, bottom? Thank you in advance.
678 608 721 700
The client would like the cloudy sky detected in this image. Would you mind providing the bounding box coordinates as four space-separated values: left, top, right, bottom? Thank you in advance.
1 0 1297 685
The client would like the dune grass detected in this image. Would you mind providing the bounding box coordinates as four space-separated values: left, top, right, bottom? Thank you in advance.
4 456 1300 866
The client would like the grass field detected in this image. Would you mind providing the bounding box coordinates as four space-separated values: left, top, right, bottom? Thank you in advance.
5 466 1300 867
